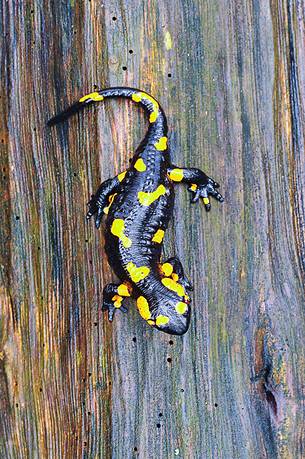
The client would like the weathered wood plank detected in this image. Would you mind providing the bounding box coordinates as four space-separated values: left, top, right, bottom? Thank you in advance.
1 0 304 458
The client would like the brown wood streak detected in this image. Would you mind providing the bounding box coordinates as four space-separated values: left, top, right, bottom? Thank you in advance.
0 0 304 458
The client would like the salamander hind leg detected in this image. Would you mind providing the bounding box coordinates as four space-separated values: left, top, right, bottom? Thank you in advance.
167 166 224 211
102 282 132 321
160 257 193 292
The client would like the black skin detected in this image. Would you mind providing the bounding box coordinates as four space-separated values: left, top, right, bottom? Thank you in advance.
48 87 224 335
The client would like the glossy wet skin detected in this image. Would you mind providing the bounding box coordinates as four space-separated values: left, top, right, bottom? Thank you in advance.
48 87 223 335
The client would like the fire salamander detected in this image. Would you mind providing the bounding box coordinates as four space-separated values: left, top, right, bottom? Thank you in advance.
48 87 223 335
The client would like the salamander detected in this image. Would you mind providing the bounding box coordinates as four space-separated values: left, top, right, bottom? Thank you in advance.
48 87 223 335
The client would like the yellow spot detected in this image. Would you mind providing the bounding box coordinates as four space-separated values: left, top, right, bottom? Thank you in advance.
168 168 184 182
147 319 155 326
111 219 132 248
132 92 160 124
152 229 165 243
172 273 179 282
203 197 209 204
134 158 147 172
175 302 188 315
164 31 173 50
156 315 169 326
132 93 142 103
138 184 166 206
127 262 150 283
154 137 168 151
103 193 117 214
190 184 197 191
149 111 158 123
117 284 130 297
137 296 151 320
161 277 185 297
79 92 104 102
112 295 123 308
162 263 173 277
118 171 126 182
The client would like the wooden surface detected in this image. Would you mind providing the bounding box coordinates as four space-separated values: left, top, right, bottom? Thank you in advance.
1 1 304 458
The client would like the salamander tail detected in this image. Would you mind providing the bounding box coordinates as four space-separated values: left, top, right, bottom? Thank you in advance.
47 87 167 130
47 92 104 126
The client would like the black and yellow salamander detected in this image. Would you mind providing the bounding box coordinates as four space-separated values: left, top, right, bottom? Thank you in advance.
48 87 223 335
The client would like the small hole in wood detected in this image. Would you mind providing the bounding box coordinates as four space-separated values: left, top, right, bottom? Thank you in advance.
73 173 77 176
159 412 163 417
169 340 174 345
168 73 172 77
15 216 20 220
112 16 117 21
38 246 40 250
16 403 19 407
181 388 184 393
94 322 98 326
214 403 218 407
156 423 161 428
122 66 127 71
88 372 92 377
167 357 172 363
84 442 87 446
39 388 42 392
129 49 133 54
134 447 138 452
132 337 137 343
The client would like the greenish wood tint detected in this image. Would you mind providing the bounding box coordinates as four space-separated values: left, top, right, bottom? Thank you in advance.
1 1 304 458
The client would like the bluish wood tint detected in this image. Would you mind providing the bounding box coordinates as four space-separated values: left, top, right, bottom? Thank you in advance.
1 0 304 458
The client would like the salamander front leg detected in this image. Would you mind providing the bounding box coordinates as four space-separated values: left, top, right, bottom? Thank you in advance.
86 172 125 228
102 282 132 321
167 166 224 211
161 257 193 292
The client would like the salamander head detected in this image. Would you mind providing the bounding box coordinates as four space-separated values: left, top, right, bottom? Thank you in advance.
153 297 191 336
137 293 191 335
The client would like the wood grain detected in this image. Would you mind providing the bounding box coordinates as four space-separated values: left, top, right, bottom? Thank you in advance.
1 1 304 458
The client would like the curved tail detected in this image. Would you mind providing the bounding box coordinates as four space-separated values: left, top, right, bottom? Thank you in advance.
47 87 167 129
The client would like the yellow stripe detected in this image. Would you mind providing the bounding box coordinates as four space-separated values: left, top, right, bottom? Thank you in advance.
161 277 185 297
138 185 166 206
111 219 132 248
137 296 151 320
79 92 104 102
